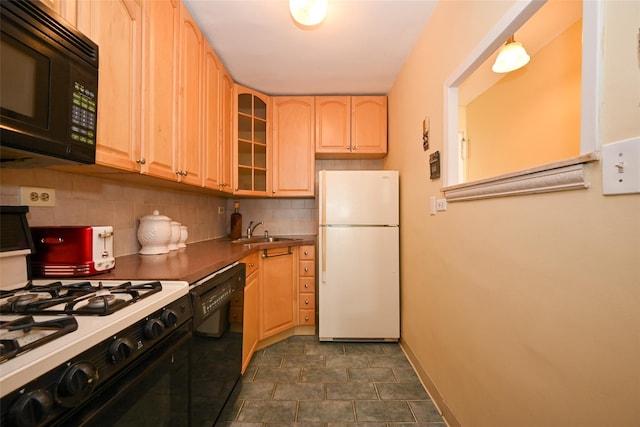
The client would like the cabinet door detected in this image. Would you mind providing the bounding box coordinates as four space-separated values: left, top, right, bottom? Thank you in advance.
242 269 259 373
315 96 350 156
234 85 269 195
219 71 234 193
177 3 203 185
38 0 77 26
259 247 296 339
141 0 178 180
351 96 388 156
202 43 222 189
80 0 142 171
271 97 315 197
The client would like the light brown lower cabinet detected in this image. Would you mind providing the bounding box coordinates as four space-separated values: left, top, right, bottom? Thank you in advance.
240 252 259 373
259 246 297 340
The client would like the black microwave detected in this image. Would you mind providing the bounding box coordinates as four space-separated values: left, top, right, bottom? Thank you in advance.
0 0 99 166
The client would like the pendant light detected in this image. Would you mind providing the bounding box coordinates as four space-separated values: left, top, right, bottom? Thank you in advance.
289 0 328 28
492 35 530 73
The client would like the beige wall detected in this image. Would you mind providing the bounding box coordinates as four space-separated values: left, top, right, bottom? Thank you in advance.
465 20 582 180
386 1 640 426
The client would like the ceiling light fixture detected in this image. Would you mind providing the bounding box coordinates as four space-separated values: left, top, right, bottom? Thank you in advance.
491 35 530 73
289 0 328 28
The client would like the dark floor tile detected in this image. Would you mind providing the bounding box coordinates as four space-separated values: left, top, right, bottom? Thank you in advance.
354 400 415 422
237 400 297 422
265 423 325 427
302 367 349 383
367 354 412 368
380 343 405 355
376 382 429 400
326 383 378 400
274 382 325 400
249 352 285 367
325 355 369 368
283 353 326 368
254 366 302 382
392 367 421 382
343 343 385 355
348 367 396 382
409 400 445 422
328 423 386 427
234 381 276 399
297 400 355 423
216 396 243 423
264 341 306 354
215 422 263 427
305 342 345 355
389 424 447 427
286 335 320 344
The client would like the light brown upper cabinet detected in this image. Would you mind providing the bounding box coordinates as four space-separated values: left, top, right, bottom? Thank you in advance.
140 0 179 180
315 96 388 158
202 43 222 190
271 97 315 197
218 71 235 193
175 1 203 186
78 0 143 172
39 0 78 27
234 85 269 196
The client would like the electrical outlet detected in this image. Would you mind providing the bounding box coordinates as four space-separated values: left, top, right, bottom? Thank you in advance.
217 206 225 215
436 198 448 211
20 186 56 207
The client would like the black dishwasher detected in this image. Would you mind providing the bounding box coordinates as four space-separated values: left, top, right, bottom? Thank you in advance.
189 262 246 426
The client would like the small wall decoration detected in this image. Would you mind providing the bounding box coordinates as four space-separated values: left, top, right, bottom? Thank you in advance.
429 151 440 179
422 117 430 151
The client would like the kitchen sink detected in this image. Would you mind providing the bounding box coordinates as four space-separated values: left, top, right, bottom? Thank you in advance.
231 236 300 244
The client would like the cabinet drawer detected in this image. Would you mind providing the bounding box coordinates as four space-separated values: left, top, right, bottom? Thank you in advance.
299 293 315 310
299 277 315 293
299 245 315 261
299 260 314 277
299 309 315 325
231 291 244 307
242 252 259 277
229 307 243 324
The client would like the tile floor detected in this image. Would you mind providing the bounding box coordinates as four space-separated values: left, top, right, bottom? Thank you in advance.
217 335 447 426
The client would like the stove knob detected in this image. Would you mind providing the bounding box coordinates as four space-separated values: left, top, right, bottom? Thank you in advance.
9 390 53 427
58 362 98 401
161 309 179 327
144 318 165 339
109 338 133 363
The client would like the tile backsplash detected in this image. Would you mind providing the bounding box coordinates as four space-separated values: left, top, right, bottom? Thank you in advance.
0 159 381 256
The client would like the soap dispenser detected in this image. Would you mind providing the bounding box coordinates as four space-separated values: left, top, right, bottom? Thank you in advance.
230 201 242 239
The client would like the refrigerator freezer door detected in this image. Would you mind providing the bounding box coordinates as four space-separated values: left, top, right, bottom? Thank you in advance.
318 226 399 340
320 170 399 226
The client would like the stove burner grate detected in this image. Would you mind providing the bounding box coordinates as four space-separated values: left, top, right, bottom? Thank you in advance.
0 316 78 363
0 281 163 316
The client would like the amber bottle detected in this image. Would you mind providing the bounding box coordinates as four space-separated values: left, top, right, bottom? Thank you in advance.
230 201 242 239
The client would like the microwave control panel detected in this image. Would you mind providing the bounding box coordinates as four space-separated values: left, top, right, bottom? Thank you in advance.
70 82 97 146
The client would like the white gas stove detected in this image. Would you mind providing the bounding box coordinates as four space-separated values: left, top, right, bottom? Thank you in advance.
0 206 191 426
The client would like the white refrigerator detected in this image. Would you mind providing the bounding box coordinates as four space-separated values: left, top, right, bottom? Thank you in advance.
318 170 399 341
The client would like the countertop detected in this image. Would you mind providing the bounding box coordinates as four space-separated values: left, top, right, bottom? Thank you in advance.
97 235 316 284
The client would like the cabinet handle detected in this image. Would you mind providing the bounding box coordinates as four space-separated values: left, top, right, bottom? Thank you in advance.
136 158 146 164
305 300 310 305
304 283 309 288
304 267 309 272
304 250 309 256
249 263 254 268
305 316 310 321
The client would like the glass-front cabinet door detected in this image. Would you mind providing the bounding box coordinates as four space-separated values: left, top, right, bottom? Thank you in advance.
235 85 269 195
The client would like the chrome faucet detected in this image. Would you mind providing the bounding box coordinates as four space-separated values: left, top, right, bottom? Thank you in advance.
247 221 263 238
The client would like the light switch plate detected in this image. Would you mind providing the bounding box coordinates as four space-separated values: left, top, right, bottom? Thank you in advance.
602 137 640 195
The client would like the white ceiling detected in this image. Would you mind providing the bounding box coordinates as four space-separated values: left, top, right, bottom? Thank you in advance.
182 0 438 96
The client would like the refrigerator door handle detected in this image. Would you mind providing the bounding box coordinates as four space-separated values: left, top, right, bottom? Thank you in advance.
321 226 326 283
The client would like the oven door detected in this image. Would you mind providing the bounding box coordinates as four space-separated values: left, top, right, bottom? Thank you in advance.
53 322 191 427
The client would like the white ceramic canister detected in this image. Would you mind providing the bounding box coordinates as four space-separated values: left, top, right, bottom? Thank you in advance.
168 221 181 251
179 225 188 248
137 210 172 255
